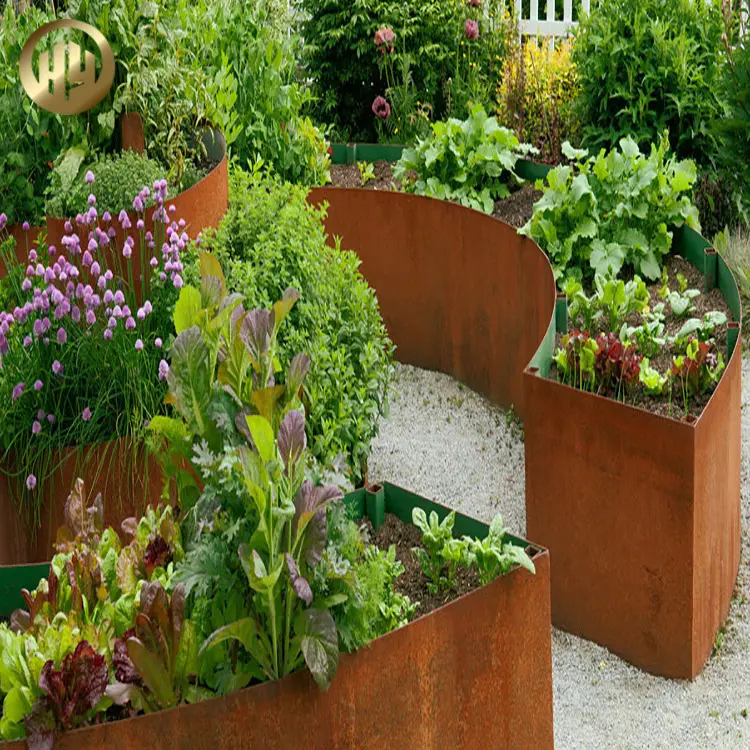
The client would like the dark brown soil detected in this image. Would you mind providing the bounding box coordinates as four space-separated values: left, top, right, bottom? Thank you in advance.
362 513 481 618
492 183 542 228
550 254 735 420
330 161 398 191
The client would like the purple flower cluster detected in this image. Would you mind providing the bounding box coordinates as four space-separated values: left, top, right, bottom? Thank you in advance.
1 172 187 468
465 19 479 40
372 96 391 120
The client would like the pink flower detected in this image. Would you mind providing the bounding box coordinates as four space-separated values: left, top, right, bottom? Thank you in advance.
374 26 395 52
82 407 92 422
26 474 36 490
32 421 41 435
135 339 143 351
158 359 169 381
52 360 63 375
103 329 113 341
85 170 95 184
465 19 479 39
57 327 67 345
154 337 163 349
125 316 136 330
33 379 43 391
12 382 24 400
372 96 391 120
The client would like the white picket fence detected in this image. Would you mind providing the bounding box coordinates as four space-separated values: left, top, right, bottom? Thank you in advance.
516 0 748 48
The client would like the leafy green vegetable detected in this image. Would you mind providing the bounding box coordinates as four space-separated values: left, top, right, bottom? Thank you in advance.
394 105 538 214
521 135 700 283
462 516 535 586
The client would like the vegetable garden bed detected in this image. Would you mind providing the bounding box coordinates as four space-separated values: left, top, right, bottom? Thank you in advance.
309 178 742 679
0 483 554 750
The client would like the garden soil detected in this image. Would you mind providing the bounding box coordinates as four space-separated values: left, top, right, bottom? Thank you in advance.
369 360 750 749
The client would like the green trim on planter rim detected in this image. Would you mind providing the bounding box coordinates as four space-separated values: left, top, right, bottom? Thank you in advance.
0 483 540 617
330 144 406 165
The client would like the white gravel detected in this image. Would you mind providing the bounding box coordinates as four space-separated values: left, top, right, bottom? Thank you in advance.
368 361 750 750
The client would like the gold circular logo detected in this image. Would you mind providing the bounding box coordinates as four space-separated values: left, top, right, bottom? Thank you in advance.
19 19 114 116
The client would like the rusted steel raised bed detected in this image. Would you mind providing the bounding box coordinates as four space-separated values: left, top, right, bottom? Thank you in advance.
45 127 229 271
0 438 163 566
1 483 554 750
307 188 557 417
523 229 742 679
310 182 741 679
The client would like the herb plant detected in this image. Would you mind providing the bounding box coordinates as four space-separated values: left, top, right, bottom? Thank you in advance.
199 168 394 482
521 136 701 283
394 105 537 214
671 339 726 413
0 173 180 522
411 508 463 594
358 161 376 186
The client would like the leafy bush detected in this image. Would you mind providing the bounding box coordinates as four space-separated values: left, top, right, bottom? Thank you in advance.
45 151 167 219
572 0 726 168
0 177 181 516
716 3 750 217
394 105 537 214
198 168 394 481
497 39 581 165
299 0 513 141
520 136 701 283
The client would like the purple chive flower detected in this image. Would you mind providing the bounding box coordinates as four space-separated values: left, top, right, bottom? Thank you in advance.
154 337 163 349
91 261 101 277
0 213 6 230
137 308 146 321
133 196 144 212
22 222 30 232
173 275 183 289
37 409 44 420
47 414 55 424
82 407 92 421
52 360 63 375
103 328 113 340
135 339 143 351
12 382 24 400
103 211 111 223
465 19 479 39
33 379 43 391
112 305 123 319
125 316 136 330
57 327 67 345
22 279 31 292
32 421 41 435
114 290 125 305
82 250 93 267
103 290 114 304
33 319 43 337
71 307 81 324
372 96 391 120
23 335 32 349
122 305 131 317
85 170 95 184
29 249 37 262
64 220 73 234
143 300 153 315
123 245 132 259
26 474 36 490
158 359 169 381
88 194 96 206
86 310 96 326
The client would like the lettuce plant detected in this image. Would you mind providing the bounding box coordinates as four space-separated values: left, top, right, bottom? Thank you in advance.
25 641 109 750
620 304 667 360
673 312 728 346
394 105 538 214
462 516 535 586
411 508 470 594
521 136 700 283
639 359 669 397
671 339 725 414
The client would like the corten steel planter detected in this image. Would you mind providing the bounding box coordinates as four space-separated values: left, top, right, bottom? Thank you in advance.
44 120 229 282
0 483 553 749
307 188 556 416
0 438 163 566
523 229 742 679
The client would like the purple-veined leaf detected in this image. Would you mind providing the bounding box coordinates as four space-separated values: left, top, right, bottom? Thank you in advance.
277 410 306 476
299 608 339 691
285 553 313 605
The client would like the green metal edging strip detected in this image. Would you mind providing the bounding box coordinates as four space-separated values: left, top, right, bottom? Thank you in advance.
330 143 405 166
0 564 49 617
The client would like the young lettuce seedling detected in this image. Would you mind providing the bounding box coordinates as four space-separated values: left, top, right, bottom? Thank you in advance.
463 515 535 586
411 508 467 594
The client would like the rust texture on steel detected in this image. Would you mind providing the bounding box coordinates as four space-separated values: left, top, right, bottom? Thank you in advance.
523 344 741 678
3 550 553 750
308 188 556 417
0 439 164 565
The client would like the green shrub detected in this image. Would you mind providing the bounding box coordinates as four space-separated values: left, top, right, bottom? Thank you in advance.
199 167 394 481
520 136 701 284
45 151 167 219
497 38 581 165
572 0 726 168
299 0 512 142
716 4 750 218
394 105 537 214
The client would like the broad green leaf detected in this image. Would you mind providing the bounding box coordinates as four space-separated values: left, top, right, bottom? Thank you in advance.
126 638 175 708
245 415 275 463
199 252 226 295
299 608 339 691
173 286 202 334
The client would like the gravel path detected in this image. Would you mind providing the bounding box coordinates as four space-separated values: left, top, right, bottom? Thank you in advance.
368 361 750 750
